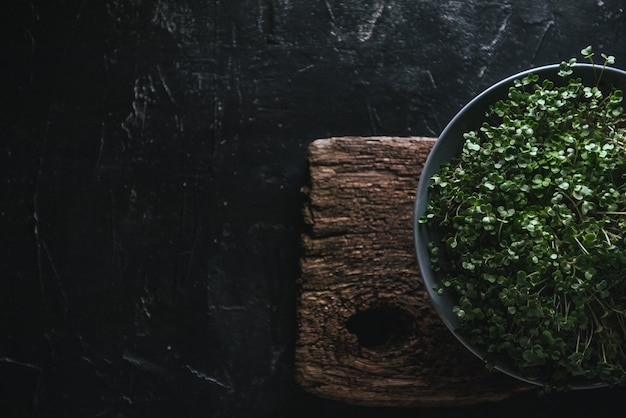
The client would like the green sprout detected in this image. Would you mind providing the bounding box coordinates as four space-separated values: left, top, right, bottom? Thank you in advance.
421 48 626 388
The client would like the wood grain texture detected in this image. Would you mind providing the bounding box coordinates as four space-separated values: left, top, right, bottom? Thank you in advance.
296 136 532 407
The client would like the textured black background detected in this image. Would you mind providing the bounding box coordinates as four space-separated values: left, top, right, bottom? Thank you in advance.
4 0 626 417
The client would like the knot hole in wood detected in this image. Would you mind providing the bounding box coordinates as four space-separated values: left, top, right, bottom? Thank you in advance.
346 306 416 350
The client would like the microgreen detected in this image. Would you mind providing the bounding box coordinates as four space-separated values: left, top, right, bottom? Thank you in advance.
421 47 626 388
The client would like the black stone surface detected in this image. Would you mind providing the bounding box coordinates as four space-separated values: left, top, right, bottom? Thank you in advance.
3 0 626 416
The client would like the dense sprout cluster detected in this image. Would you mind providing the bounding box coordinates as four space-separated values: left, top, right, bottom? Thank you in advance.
421 48 626 387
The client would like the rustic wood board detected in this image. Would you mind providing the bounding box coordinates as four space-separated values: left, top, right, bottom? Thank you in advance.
295 136 533 407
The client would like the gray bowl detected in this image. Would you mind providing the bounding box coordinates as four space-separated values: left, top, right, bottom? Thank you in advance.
413 63 626 388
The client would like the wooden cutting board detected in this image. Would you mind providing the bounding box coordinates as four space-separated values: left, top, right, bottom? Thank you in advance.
295 136 532 407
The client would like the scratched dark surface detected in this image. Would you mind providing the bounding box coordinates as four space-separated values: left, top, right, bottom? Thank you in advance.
3 1 626 417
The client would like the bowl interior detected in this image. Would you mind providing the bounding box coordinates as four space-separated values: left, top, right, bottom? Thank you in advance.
413 63 626 387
